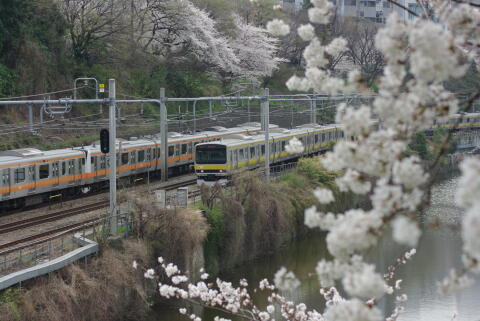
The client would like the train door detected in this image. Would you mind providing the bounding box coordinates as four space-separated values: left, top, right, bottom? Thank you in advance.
91 156 98 179
99 156 106 177
75 158 84 183
52 161 60 186
2 169 10 197
68 160 75 185
28 165 36 191
130 151 136 173
233 149 238 169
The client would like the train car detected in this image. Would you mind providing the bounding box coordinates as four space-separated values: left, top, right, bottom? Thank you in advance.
0 148 88 209
195 124 344 185
194 112 480 186
432 112 480 130
0 122 263 211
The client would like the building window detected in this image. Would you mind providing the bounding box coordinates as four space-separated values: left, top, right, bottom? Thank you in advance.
345 0 356 5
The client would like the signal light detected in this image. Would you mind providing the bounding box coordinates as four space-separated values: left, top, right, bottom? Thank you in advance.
100 129 109 154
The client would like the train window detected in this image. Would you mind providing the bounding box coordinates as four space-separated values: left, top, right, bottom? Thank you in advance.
315 134 319 144
281 141 286 151
175 145 180 156
62 162 66 175
188 143 192 154
138 150 145 162
130 151 135 164
121 153 129 165
14 168 25 183
168 146 175 157
39 164 49 179
261 145 265 155
321 133 325 142
250 146 256 157
28 166 35 180
181 144 188 154
82 158 85 165
91 157 94 164
2 170 9 186
239 149 244 160
146 149 151 161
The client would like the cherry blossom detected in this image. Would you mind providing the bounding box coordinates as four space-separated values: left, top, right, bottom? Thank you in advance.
266 19 290 37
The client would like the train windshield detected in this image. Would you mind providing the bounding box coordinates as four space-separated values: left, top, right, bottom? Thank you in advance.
196 145 227 164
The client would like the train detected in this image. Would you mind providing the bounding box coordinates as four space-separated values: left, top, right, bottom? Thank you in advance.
194 113 480 185
1 112 479 210
0 122 274 211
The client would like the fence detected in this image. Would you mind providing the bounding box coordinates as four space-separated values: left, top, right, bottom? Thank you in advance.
0 212 131 283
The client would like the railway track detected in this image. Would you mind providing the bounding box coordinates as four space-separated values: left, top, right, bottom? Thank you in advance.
0 217 100 252
0 176 200 251
0 201 109 235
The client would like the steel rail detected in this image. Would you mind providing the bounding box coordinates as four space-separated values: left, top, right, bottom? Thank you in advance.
0 201 109 235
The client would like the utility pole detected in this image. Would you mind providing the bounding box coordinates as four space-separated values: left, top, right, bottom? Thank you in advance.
311 92 317 124
262 88 270 182
28 104 33 134
209 100 213 119
193 100 197 134
160 88 168 182
108 79 117 234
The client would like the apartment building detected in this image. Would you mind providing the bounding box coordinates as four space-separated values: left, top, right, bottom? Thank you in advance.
335 0 418 23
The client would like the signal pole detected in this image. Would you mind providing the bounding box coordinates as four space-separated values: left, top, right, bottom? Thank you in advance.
108 79 117 234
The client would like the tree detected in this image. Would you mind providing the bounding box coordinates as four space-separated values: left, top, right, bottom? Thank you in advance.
339 17 385 86
227 15 284 82
143 1 480 321
139 0 239 75
55 0 127 63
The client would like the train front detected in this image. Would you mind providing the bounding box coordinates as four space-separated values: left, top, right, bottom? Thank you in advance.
195 143 229 186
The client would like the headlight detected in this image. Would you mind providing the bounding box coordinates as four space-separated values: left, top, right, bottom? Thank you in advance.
200 170 204 173
219 170 224 173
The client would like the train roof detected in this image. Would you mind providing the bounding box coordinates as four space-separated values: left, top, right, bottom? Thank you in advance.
198 124 342 148
0 148 85 166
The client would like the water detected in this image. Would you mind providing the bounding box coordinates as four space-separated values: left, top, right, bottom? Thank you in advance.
154 175 480 321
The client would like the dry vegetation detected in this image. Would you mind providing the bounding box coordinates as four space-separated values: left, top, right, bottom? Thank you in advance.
0 240 150 321
0 198 209 321
201 157 366 274
127 194 209 279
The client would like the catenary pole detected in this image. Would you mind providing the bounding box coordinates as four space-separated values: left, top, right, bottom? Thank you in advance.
28 104 33 134
108 79 117 234
263 88 270 182
160 88 168 182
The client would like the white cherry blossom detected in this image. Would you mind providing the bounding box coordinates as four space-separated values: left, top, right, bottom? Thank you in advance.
266 19 290 37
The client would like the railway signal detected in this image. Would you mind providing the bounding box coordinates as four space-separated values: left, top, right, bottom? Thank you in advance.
100 129 109 154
